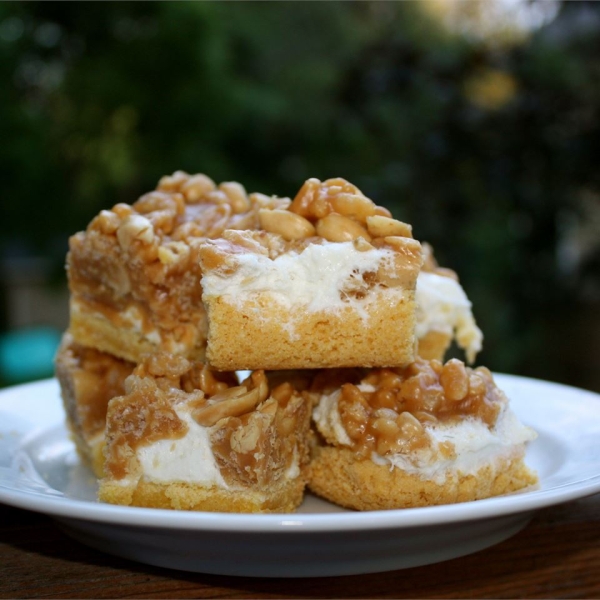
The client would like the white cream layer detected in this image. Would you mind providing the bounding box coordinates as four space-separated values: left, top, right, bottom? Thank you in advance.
201 241 400 315
136 405 228 488
377 407 537 484
415 271 483 362
133 403 303 489
313 390 536 485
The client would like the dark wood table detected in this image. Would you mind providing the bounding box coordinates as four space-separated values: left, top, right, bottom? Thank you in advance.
1 492 599 599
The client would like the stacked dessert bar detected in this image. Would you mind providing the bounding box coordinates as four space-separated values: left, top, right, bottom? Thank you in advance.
56 172 537 512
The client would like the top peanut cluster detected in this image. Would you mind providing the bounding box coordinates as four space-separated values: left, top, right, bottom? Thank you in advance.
86 171 419 260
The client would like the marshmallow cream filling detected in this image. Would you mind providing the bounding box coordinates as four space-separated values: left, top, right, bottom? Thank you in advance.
130 404 303 490
136 406 228 488
415 271 483 363
313 390 537 485
378 408 537 485
201 241 401 314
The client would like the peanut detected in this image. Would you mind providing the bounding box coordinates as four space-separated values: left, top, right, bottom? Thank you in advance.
440 358 469 401
396 411 424 438
112 203 134 219
289 177 320 217
157 170 189 192
181 174 216 203
353 237 374 252
91 210 120 234
249 192 291 211
329 193 376 223
366 215 413 238
374 205 392 217
157 241 190 266
193 385 261 427
382 235 421 253
116 215 154 251
219 181 250 214
259 209 316 240
316 213 371 242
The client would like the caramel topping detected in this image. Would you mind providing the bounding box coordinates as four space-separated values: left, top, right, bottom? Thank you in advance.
286 178 416 255
314 357 504 459
290 177 374 223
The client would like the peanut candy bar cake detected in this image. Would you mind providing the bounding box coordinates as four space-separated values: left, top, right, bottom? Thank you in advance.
98 354 312 513
67 170 477 371
68 173 428 371
308 357 537 510
199 178 424 370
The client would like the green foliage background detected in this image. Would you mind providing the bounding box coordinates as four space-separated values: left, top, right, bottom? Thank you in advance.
1 2 599 390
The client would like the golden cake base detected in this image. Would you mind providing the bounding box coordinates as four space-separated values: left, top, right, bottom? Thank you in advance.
308 445 538 511
99 476 306 513
205 293 418 371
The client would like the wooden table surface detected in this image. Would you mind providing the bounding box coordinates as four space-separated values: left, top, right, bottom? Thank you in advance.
1 492 599 599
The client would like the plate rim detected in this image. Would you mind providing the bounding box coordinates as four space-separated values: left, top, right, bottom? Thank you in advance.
0 374 599 534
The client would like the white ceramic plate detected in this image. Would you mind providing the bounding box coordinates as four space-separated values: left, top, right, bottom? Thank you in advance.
1 375 599 578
